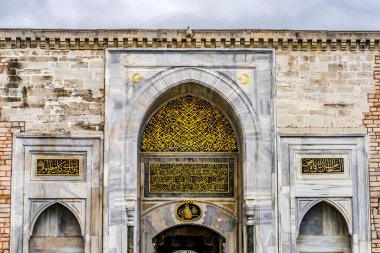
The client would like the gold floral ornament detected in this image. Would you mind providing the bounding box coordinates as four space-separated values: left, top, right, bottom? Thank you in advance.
141 96 238 152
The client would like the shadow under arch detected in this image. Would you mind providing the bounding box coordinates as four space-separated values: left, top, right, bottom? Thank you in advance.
297 201 351 253
153 224 226 253
29 203 84 253
29 201 84 238
298 199 352 236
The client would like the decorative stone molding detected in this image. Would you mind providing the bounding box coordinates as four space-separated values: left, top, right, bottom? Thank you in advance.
0 29 380 51
245 204 255 226
126 205 136 226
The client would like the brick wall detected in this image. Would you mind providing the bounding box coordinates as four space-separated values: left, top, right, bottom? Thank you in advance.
364 55 380 252
0 122 24 253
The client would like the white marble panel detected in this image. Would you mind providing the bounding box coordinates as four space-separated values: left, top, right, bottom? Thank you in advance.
10 136 102 253
277 135 370 253
105 49 275 253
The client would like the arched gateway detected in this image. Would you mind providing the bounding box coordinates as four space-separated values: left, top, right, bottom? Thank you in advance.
139 94 241 252
104 50 273 253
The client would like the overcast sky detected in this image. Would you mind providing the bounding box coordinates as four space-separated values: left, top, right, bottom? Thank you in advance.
0 0 379 30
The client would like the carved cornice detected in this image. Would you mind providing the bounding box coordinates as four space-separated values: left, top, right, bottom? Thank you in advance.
0 29 379 51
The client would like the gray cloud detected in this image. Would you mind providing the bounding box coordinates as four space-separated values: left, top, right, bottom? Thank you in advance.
0 0 379 30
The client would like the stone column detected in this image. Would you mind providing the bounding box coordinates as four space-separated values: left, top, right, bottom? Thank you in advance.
245 204 255 253
126 204 135 253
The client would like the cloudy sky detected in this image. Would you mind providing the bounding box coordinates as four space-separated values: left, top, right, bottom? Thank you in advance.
0 0 379 30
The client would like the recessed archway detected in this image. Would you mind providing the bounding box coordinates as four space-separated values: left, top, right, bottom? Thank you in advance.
105 53 271 252
138 83 243 253
29 203 84 253
296 202 351 253
153 224 226 253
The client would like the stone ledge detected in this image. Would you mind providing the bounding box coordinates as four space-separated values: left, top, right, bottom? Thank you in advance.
0 29 379 51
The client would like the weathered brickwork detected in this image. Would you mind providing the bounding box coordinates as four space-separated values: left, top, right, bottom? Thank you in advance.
365 55 380 252
0 122 24 253
276 50 375 134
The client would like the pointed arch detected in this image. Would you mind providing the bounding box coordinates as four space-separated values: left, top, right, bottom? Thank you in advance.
29 201 84 237
297 201 351 253
29 203 84 253
125 67 258 140
298 199 352 235
31 203 82 237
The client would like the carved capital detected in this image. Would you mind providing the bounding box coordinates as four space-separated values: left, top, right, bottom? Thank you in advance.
126 203 136 226
245 203 255 225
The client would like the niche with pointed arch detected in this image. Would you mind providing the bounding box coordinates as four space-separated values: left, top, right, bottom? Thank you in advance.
29 203 84 253
297 202 351 253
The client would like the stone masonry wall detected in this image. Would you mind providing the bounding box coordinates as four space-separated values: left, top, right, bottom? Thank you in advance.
276 50 375 134
0 49 104 252
1 49 375 135
0 49 104 135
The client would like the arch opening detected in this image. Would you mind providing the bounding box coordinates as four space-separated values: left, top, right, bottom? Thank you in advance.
138 83 243 252
153 224 226 253
297 202 351 253
29 203 84 253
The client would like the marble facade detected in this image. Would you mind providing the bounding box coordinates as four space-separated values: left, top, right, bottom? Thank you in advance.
1 29 375 253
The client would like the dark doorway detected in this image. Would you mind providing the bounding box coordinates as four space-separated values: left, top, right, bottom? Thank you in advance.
153 225 225 253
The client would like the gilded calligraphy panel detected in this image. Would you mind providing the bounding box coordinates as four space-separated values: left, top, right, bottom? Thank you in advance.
301 158 344 174
31 154 85 181
36 158 80 176
143 157 235 198
149 162 229 194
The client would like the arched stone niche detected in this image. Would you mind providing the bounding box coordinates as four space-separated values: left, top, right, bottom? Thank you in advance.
29 203 84 253
297 198 352 236
29 200 85 237
141 201 236 253
296 202 351 253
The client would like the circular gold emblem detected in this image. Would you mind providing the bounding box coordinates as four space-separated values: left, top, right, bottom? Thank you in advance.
237 73 250 85
131 73 143 84
176 200 202 222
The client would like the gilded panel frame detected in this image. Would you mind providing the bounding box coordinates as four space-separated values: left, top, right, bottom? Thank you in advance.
142 155 236 198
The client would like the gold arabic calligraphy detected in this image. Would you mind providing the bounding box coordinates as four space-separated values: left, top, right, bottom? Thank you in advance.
141 96 238 152
36 158 80 176
149 162 229 193
301 158 344 174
